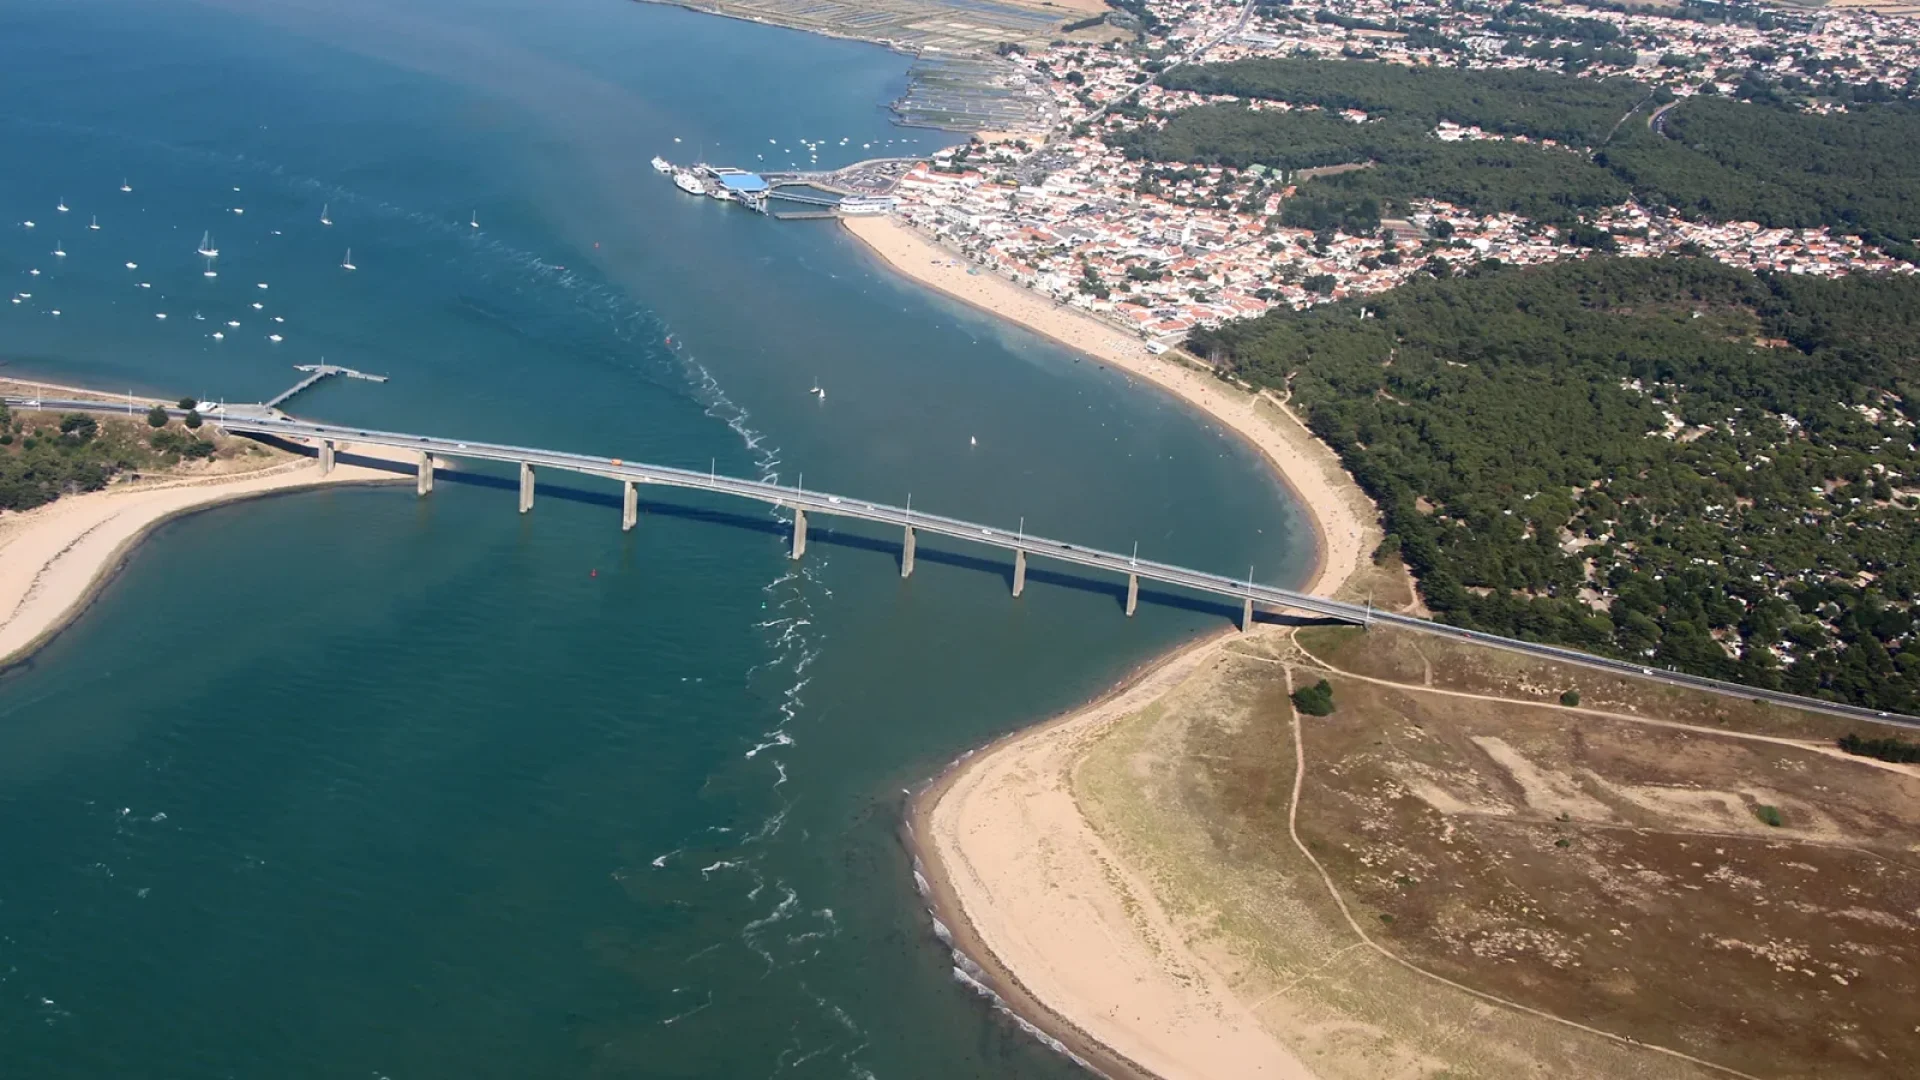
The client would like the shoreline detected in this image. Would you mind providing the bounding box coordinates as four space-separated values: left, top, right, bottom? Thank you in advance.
0 435 415 674
840 214 1368 598
856 216 1380 1076
905 631 1232 1080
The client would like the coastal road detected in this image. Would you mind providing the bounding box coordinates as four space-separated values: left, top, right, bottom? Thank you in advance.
10 395 1916 730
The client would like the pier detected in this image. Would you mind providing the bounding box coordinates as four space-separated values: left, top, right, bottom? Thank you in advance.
266 364 388 410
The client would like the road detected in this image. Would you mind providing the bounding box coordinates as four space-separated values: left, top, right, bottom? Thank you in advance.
9 394 1915 730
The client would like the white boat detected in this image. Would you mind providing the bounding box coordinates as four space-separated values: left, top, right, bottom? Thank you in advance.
651 156 672 173
22 220 33 228
672 170 704 196
52 241 65 257
341 248 356 271
203 257 217 278
268 333 284 343
125 261 137 269
197 230 218 257
212 332 224 340
56 198 68 213
470 210 479 229
120 178 132 193
227 320 240 328
88 215 99 231
320 203 332 226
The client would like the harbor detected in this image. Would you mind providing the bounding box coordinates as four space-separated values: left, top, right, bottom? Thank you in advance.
652 153 905 217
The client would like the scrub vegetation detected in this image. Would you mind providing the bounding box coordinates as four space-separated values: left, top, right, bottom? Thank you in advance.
0 405 255 512
1125 57 1920 249
1191 258 1920 714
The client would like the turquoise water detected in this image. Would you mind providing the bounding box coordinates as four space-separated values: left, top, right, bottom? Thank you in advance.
0 1 1313 1076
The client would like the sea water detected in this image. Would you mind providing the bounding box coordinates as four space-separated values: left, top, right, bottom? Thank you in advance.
0 0 1314 1075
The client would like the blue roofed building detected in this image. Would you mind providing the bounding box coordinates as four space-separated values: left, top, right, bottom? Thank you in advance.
717 171 769 195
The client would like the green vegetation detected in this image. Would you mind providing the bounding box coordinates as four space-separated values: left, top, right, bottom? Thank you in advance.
1559 689 1581 708
1 410 223 511
1291 678 1337 716
1754 804 1784 828
1130 57 1920 247
1600 101 1920 259
1837 733 1920 764
1159 59 1648 144
1190 257 1920 714
147 404 168 428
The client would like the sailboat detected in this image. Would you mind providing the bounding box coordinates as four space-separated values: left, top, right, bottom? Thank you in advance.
197 230 219 257
88 215 100 231
120 178 132 193
203 256 217 278
319 203 332 226
52 240 66 257
56 198 68 213
341 248 356 271
470 210 479 229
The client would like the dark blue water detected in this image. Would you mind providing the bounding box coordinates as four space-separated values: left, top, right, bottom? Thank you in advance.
0 1 1314 1076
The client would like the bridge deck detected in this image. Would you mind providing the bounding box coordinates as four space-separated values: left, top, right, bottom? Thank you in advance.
5 392 1912 728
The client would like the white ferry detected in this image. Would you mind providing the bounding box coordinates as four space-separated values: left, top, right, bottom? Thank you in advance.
650 156 672 174
672 169 704 196
836 195 896 216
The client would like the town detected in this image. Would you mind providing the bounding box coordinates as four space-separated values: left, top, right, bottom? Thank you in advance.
874 0 1920 341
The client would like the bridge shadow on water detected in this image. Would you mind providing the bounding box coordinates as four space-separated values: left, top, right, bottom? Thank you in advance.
315 443 1333 631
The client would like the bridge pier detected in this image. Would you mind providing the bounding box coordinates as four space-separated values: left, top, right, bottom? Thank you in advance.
791 507 808 559
901 525 916 578
1012 549 1026 597
416 450 433 496
622 480 638 531
1126 573 1139 617
518 462 534 513
1242 596 1255 633
318 439 335 474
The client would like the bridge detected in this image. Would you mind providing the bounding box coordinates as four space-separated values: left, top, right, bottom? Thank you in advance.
6 393 1915 729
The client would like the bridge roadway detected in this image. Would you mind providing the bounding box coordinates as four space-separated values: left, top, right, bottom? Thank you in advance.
7 395 1916 728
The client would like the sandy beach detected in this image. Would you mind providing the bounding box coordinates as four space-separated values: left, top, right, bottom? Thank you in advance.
0 434 414 671
859 212 1389 1078
841 215 1367 597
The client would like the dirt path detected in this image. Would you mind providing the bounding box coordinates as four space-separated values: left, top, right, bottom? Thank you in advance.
1281 637 1920 781
1277 665 1766 1080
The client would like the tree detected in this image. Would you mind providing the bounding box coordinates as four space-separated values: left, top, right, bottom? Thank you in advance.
1291 678 1336 716
147 405 169 428
183 410 203 430
59 413 97 441
177 397 197 409
1559 689 1581 707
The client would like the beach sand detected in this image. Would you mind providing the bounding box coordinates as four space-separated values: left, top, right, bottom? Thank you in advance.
840 215 1367 597
860 213 1390 1078
0 436 414 670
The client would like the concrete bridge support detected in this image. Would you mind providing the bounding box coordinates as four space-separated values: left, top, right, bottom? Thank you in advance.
622 480 638 531
1242 596 1255 633
518 462 534 514
1126 573 1139 617
1012 549 1027 597
416 450 433 496
901 525 916 578
318 439 335 475
791 508 808 559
